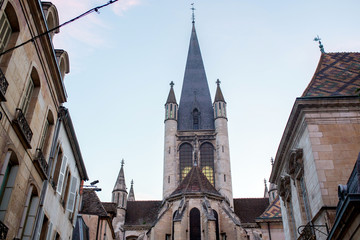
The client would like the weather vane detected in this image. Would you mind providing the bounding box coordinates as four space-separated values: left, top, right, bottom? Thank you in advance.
191 3 196 23
314 35 325 53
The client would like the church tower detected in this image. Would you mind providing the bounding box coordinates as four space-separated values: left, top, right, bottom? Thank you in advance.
162 20 233 206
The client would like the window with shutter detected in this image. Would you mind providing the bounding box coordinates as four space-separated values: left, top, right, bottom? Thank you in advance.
22 195 40 240
56 155 67 195
21 78 34 115
66 176 77 212
0 12 12 53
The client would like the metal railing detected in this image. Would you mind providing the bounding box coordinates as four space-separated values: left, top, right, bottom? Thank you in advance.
0 220 8 240
12 108 33 148
0 68 9 101
34 149 49 180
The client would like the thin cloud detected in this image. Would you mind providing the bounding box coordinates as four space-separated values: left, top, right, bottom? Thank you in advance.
111 0 141 16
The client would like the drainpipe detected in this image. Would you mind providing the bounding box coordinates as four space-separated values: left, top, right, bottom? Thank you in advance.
31 106 68 240
267 222 272 240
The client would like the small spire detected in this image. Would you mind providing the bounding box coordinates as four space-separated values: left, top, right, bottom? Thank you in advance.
113 159 126 192
313 35 325 53
264 178 269 198
166 81 177 104
191 3 195 23
128 179 135 201
214 79 225 103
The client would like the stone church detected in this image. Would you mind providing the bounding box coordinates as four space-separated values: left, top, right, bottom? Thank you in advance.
110 20 283 240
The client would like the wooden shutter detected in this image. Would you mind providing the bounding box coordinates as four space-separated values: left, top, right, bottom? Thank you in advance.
56 155 67 194
66 176 77 212
46 222 53 240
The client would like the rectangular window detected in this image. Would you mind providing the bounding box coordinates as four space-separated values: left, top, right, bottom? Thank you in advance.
56 155 67 195
66 176 78 212
21 78 34 115
39 119 49 152
0 12 12 53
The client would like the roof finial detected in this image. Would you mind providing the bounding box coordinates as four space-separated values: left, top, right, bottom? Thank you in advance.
121 158 124 167
191 3 195 23
131 179 134 185
170 81 174 88
216 79 221 86
270 157 274 167
314 35 325 53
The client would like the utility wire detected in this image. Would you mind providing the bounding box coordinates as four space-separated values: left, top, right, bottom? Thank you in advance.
0 0 119 57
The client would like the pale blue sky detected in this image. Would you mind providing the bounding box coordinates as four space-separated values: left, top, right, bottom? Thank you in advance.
51 0 360 201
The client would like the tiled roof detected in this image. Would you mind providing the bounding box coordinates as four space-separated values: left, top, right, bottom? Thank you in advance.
257 196 282 220
102 202 117 214
80 189 108 217
302 53 360 97
125 201 162 226
170 166 221 197
233 198 269 223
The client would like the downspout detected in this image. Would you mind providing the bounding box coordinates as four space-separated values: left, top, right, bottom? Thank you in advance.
267 222 272 240
31 106 68 240
96 217 100 240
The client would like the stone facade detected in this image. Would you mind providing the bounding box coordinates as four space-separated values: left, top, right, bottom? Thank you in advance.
0 1 87 239
270 52 360 240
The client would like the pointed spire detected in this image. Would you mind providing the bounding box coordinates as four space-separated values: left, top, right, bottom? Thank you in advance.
128 179 135 201
166 81 177 104
214 79 225 103
264 179 269 198
178 20 214 130
113 159 126 192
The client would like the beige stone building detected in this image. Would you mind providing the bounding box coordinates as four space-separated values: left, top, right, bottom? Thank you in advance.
109 20 284 240
0 1 87 239
269 52 360 239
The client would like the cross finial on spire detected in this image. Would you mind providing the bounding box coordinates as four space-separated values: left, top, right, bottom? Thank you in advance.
270 157 274 167
121 158 124 167
131 179 134 185
216 79 221 86
191 3 195 23
264 178 267 185
314 35 325 53
170 81 174 88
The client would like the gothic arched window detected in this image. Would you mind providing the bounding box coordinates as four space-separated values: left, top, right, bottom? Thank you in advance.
179 143 192 181
190 208 201 240
193 109 199 129
200 143 214 185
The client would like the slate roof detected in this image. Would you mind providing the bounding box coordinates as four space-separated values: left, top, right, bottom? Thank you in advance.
80 189 108 217
256 196 282 220
170 166 221 197
214 83 225 103
233 198 269 223
166 85 177 104
302 52 360 97
178 23 215 130
124 201 162 226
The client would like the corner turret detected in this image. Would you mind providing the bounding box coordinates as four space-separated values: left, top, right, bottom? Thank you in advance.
214 79 227 119
165 81 178 121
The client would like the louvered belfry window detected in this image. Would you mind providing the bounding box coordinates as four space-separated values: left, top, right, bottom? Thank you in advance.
179 143 192 181
200 143 214 185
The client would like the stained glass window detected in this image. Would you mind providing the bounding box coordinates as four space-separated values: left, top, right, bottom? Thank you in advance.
200 143 214 185
179 143 192 181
